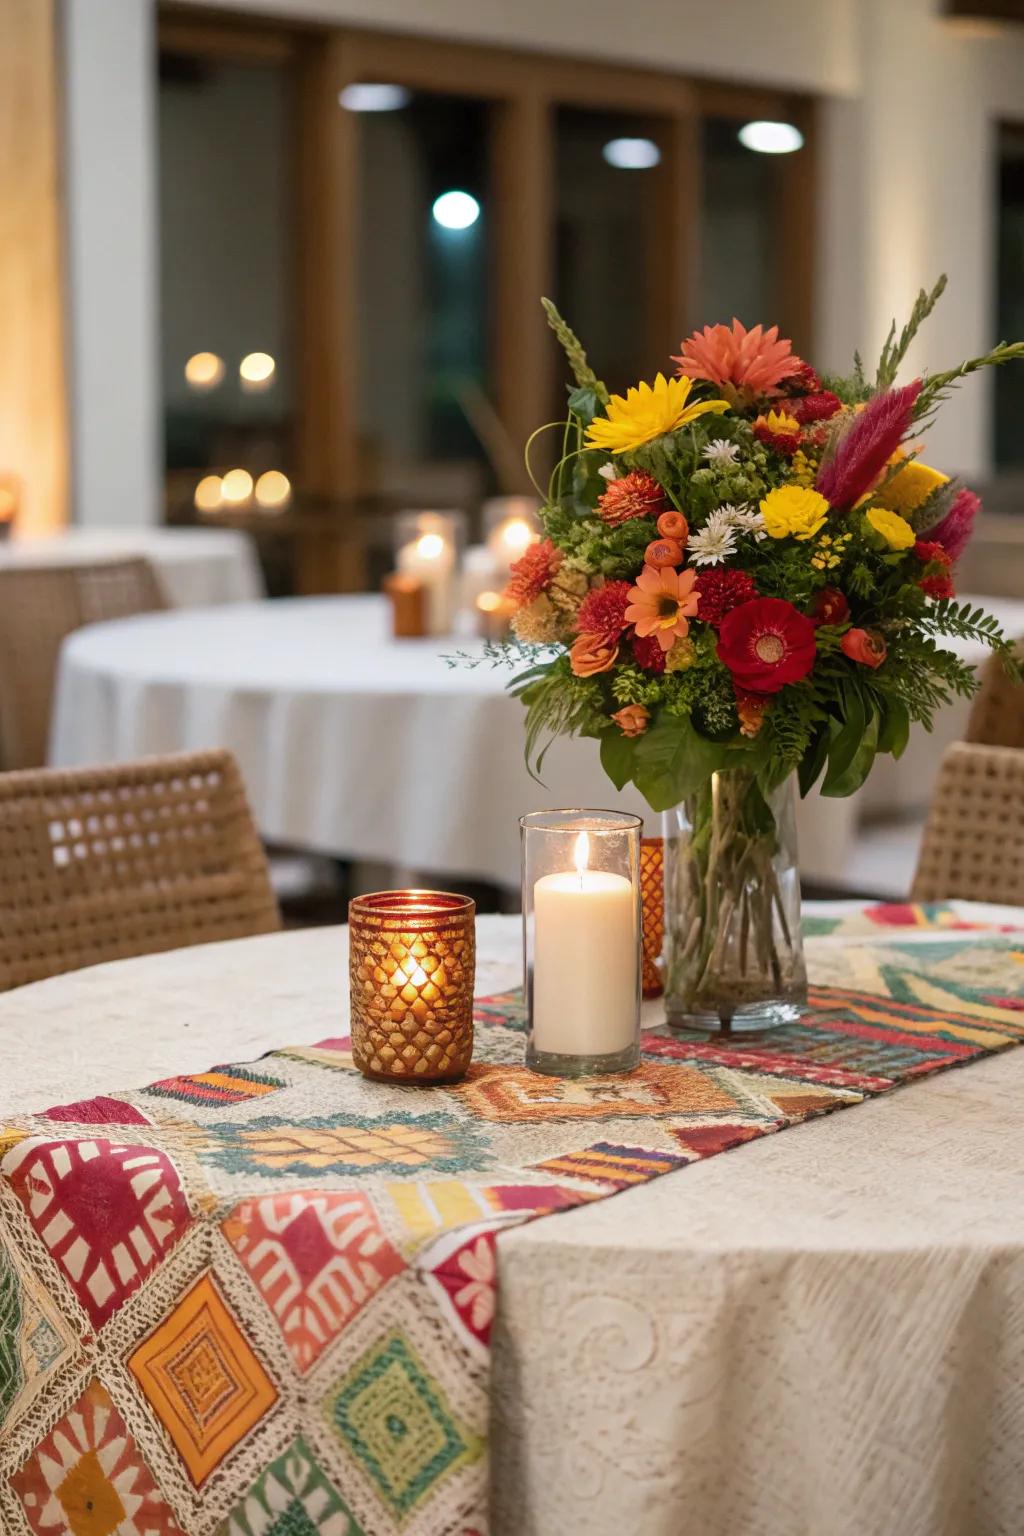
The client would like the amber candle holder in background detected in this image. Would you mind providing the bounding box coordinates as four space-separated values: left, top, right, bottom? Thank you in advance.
349 891 476 1082
0 475 19 542
383 572 427 638
640 836 665 999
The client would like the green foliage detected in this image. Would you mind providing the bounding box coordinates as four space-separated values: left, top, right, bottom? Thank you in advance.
875 274 948 389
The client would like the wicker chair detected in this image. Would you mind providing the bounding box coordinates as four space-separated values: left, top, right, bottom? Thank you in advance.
0 750 280 991
0 559 168 770
965 644 1024 750
911 742 1024 906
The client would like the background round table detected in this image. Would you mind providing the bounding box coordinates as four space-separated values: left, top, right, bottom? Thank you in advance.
0 908 1021 1536
2 526 264 608
50 594 1024 890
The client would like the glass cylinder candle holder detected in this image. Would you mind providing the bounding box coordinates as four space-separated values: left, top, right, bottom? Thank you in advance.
520 810 642 1077
349 891 476 1083
393 510 465 636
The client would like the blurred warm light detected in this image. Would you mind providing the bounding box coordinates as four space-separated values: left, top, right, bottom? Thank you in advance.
184 351 225 390
476 591 503 613
416 532 446 560
738 121 804 155
432 191 480 230
338 83 411 112
254 469 291 510
0 484 17 522
239 352 276 390
221 468 254 505
193 474 223 513
496 516 535 557
602 137 661 170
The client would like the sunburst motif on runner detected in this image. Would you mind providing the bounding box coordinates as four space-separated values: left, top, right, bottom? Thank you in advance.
11 1377 183 1536
222 1190 406 1373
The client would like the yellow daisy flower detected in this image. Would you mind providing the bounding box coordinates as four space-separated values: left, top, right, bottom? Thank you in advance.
866 506 916 550
585 373 729 455
760 485 829 541
875 459 949 517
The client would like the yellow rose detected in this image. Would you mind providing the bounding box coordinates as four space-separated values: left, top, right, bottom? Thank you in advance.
866 506 915 550
876 459 949 517
759 486 829 541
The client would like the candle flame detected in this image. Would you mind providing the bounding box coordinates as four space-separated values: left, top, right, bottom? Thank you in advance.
574 830 590 875
416 533 445 560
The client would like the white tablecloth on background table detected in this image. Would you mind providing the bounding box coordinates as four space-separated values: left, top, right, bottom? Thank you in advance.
49 594 1024 888
0 906 1021 1536
1 527 264 608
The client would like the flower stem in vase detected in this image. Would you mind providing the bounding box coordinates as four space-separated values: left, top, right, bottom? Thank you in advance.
663 768 806 1035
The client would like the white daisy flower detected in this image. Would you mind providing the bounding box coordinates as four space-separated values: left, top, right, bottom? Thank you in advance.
598 461 618 481
688 509 738 566
702 439 740 467
719 502 767 541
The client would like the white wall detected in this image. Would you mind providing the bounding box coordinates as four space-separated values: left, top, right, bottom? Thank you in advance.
62 0 159 525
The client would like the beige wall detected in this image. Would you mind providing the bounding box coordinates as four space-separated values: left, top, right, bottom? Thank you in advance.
0 0 67 533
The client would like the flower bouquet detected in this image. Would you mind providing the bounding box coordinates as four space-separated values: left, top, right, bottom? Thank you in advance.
495 276 1022 1032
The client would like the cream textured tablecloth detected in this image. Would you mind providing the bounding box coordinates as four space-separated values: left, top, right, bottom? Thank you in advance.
3 526 264 608
50 593 1024 888
1 909 1021 1536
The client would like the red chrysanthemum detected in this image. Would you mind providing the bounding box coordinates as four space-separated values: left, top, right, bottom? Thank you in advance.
914 539 952 568
691 567 756 627
504 538 562 608
782 362 823 396
810 587 849 627
717 597 817 694
788 390 842 425
597 470 668 528
920 572 956 599
631 632 667 672
752 416 802 456
575 580 633 643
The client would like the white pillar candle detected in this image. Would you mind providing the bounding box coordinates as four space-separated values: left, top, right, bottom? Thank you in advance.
487 515 537 574
397 532 455 634
531 832 638 1058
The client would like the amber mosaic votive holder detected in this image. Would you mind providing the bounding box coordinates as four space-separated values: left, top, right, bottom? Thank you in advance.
640 836 665 999
349 891 476 1083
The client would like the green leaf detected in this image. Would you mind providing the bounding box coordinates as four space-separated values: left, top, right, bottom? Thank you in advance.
877 697 910 759
599 730 636 792
797 725 830 797
632 716 727 813
567 385 599 427
821 684 866 793
821 710 879 797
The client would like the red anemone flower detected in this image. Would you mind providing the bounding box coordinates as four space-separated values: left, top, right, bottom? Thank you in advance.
717 598 817 694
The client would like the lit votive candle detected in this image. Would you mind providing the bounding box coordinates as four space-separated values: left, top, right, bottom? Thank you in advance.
349 891 476 1082
521 811 642 1076
484 497 541 575
394 511 463 635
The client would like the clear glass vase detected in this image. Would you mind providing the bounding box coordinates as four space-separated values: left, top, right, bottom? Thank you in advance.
662 769 806 1034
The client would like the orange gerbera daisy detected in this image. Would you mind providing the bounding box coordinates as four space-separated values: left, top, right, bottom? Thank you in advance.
626 565 700 652
673 319 804 406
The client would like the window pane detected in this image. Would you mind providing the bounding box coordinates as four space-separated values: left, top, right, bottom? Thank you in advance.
996 123 1024 472
699 116 777 325
356 93 491 504
158 55 294 494
555 106 659 394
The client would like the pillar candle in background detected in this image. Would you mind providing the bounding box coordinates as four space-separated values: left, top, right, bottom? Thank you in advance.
521 810 642 1076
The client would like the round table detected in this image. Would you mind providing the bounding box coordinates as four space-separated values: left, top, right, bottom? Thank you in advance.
50 595 860 887
1 908 1021 1536
2 526 264 608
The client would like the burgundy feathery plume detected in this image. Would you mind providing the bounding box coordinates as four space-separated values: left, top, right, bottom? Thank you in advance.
924 487 980 564
815 379 923 510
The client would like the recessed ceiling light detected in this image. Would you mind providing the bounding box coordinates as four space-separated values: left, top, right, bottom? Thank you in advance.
602 137 661 170
431 190 481 230
738 120 804 155
338 83 411 112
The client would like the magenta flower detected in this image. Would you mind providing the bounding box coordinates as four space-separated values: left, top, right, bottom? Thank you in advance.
924 487 980 564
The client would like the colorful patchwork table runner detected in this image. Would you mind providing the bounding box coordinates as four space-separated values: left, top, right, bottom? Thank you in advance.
1 915 1023 1536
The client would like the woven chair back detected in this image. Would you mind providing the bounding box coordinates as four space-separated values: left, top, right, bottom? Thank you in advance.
965 645 1024 751
0 558 168 769
0 750 280 991
912 741 1024 906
